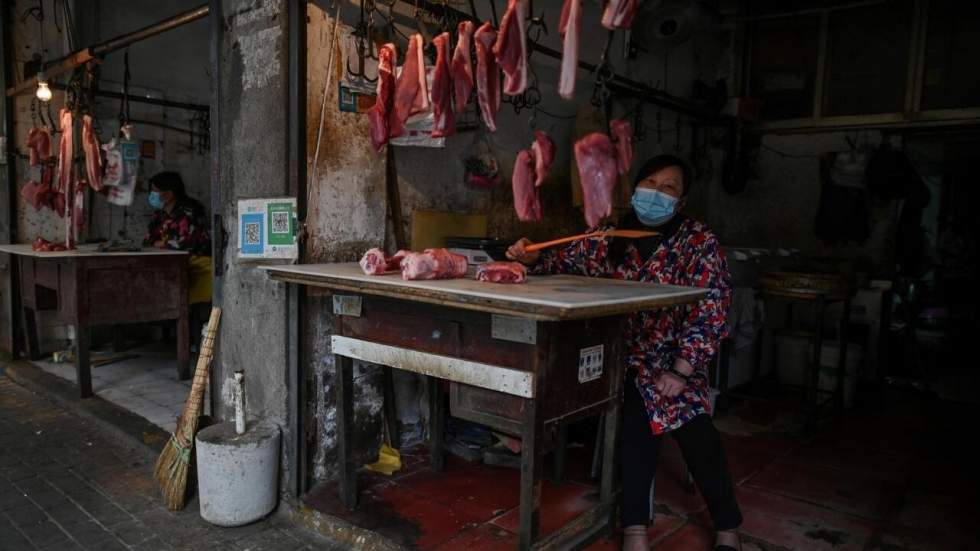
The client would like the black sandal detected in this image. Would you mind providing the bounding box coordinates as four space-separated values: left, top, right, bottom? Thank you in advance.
716 546 739 551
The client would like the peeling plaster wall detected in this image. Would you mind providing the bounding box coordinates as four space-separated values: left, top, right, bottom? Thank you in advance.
305 5 389 481
215 0 290 432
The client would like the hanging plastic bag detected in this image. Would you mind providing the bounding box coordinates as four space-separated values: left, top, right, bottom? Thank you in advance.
105 126 140 206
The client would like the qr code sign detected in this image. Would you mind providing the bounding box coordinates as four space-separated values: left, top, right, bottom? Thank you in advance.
271 211 289 234
245 222 261 245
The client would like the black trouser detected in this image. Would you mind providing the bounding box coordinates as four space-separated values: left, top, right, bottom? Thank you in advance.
620 370 742 530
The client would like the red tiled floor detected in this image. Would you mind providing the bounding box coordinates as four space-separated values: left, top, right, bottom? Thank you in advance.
727 486 878 551
372 481 485 550
491 481 600 537
432 523 518 550
745 457 903 521
779 438 912 484
394 454 522 521
583 515 686 550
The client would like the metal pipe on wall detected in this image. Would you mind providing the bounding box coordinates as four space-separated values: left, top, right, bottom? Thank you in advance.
6 4 210 98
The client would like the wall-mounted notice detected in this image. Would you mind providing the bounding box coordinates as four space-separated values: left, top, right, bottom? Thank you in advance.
237 197 298 260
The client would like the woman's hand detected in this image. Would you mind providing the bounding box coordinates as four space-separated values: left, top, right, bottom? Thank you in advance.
506 237 540 265
654 358 695 398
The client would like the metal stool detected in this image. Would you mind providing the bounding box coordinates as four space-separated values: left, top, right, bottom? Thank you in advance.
753 270 854 432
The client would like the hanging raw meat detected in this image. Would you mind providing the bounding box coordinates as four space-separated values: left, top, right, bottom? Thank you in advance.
26 127 51 167
558 0 581 100
602 0 638 30
476 261 527 284
610 119 634 176
389 34 430 139
452 21 475 115
531 131 555 187
81 115 104 191
512 149 541 222
368 43 397 153
494 0 528 96
430 32 455 138
359 248 407 275
474 22 501 131
56 109 73 193
574 133 619 228
400 248 468 280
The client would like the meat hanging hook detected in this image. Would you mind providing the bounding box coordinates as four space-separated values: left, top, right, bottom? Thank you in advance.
347 0 379 83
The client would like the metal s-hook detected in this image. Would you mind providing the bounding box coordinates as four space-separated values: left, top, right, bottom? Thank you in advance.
347 0 378 83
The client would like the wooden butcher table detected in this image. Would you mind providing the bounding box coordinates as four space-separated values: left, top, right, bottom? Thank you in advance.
265 263 707 550
0 244 190 397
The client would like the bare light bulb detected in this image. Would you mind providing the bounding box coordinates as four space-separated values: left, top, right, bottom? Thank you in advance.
36 78 52 102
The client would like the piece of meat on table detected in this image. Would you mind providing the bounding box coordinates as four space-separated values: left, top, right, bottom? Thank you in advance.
359 248 409 275
602 0 638 30
558 0 581 100
610 119 634 176
368 43 397 153
430 32 455 138
400 248 468 280
474 22 501 132
26 127 51 167
57 109 73 193
476 261 527 284
389 34 430 139
452 21 475 115
531 131 556 187
81 115 104 191
574 133 619 228
494 0 528 96
512 149 542 222
32 236 67 252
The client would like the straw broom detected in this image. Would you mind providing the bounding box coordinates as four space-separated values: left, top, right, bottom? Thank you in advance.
154 306 221 511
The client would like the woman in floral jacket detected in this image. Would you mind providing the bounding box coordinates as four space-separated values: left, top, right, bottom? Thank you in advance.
508 155 742 551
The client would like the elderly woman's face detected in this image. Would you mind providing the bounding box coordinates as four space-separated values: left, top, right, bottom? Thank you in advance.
635 166 685 198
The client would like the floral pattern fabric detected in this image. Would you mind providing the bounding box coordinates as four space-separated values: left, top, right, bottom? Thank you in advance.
144 201 211 256
531 216 732 435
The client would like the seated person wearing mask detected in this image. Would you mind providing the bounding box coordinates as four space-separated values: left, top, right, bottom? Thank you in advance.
507 155 742 551
144 171 212 350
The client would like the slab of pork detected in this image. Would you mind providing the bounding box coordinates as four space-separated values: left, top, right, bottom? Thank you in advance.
474 22 501 132
574 133 619 228
475 261 527 284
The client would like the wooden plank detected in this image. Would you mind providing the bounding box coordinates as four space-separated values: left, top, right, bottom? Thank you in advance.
264 263 707 321
331 336 534 398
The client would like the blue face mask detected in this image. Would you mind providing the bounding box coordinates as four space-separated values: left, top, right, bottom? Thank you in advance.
631 188 679 227
148 191 164 210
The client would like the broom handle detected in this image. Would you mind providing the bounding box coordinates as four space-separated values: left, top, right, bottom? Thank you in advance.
183 307 222 421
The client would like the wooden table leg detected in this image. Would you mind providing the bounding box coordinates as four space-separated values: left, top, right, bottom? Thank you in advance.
21 307 41 361
552 423 568 484
176 310 190 380
835 299 851 412
427 375 445 472
382 366 400 449
518 396 543 551
75 323 93 398
806 297 827 433
335 354 357 509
